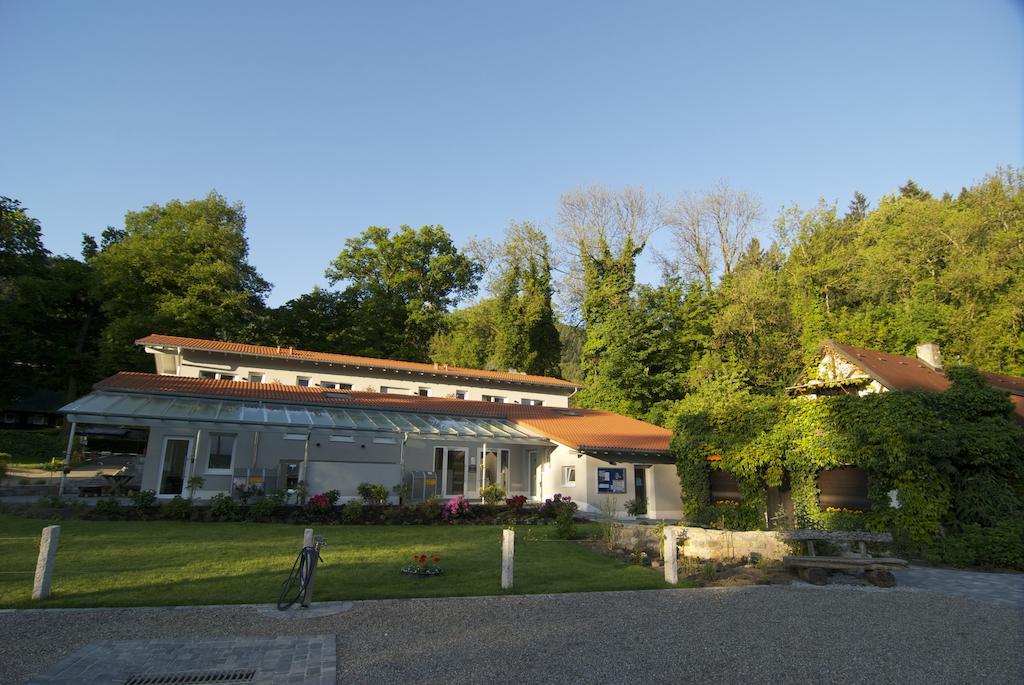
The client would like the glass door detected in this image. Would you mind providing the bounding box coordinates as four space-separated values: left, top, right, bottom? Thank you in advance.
444 448 467 497
159 437 192 496
634 467 648 515
528 450 539 498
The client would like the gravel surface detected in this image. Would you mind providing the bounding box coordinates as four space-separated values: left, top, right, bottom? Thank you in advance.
1 586 1022 684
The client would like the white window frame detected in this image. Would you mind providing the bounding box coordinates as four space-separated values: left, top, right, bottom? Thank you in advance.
455 390 467 400
417 387 431 397
562 465 576 487
521 398 544 406
247 372 264 383
482 395 506 403
296 377 311 387
205 432 236 475
200 370 235 381
157 435 194 498
380 386 408 395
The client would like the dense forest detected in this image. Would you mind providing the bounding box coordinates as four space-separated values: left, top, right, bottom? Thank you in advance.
2 168 1022 427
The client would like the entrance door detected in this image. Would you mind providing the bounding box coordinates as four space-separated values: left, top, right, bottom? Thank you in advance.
464 449 479 499
634 467 648 515
444 448 467 497
159 437 192 496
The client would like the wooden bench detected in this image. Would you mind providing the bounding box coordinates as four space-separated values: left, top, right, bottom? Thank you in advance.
73 476 109 497
783 530 908 587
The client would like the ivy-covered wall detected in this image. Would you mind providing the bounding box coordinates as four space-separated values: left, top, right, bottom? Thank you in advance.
672 368 1024 568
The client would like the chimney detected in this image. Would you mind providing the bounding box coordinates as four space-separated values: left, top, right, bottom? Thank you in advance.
916 343 942 371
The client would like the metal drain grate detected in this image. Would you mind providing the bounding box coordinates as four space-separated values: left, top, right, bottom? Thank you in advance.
123 669 256 684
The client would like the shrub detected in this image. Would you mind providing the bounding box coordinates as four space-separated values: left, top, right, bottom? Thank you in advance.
357 483 389 504
94 498 122 517
163 495 192 520
209 493 241 521
323 489 341 506
442 495 471 520
0 452 9 481
481 483 506 505
0 429 64 465
419 496 443 523
306 493 331 513
130 489 157 509
340 499 363 523
505 495 527 511
186 475 205 500
250 497 279 520
541 494 578 538
624 497 647 517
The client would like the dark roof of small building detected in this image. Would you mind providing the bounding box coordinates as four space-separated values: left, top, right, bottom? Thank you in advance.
823 339 1024 424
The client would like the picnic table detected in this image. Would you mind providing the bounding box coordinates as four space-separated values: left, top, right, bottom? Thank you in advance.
101 472 135 496
783 530 908 587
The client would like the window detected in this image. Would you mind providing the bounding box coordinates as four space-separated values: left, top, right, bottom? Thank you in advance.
817 466 871 511
482 395 506 403
207 433 235 472
30 415 48 425
455 390 467 400
296 377 311 387
199 370 235 381
319 381 353 390
417 388 430 397
521 398 544 406
329 435 354 443
3 412 16 424
562 465 576 486
373 436 397 445
247 373 264 383
709 470 741 502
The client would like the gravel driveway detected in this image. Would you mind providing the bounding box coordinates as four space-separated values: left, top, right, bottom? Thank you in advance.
1 586 1021 684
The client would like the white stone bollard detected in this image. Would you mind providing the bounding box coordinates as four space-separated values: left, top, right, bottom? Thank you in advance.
32 525 60 600
303 528 314 548
663 526 678 585
501 528 515 590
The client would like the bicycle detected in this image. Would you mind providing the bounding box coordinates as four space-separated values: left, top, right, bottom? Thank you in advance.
277 535 326 610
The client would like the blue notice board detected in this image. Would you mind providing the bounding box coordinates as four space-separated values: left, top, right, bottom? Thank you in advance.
597 467 627 493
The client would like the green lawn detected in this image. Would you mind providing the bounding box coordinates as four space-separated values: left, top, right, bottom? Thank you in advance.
0 515 682 608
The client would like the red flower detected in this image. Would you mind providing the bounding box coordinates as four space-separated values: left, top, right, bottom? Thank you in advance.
418 554 427 564
432 556 441 562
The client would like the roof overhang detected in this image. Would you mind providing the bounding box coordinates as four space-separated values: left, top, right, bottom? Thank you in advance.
580 448 676 465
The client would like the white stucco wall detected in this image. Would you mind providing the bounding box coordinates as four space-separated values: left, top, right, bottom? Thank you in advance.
146 348 575 407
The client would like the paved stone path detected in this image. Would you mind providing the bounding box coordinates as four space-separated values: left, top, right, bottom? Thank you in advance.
2 586 1022 684
26 635 335 685
896 566 1024 608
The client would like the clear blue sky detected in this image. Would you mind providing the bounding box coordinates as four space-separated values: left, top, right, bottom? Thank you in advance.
2 1 1021 307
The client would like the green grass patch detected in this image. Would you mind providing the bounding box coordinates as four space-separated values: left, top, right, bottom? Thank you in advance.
0 516 685 608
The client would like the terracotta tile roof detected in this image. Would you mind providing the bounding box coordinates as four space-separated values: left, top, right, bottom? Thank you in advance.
136 334 582 390
92 372 672 453
825 339 1024 424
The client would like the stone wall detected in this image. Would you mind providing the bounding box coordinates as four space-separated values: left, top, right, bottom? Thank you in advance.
677 526 791 561
610 523 791 561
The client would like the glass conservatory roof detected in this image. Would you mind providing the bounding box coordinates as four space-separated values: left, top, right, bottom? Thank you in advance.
61 390 546 441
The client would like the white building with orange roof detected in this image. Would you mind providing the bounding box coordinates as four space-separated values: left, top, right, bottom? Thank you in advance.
58 336 683 519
